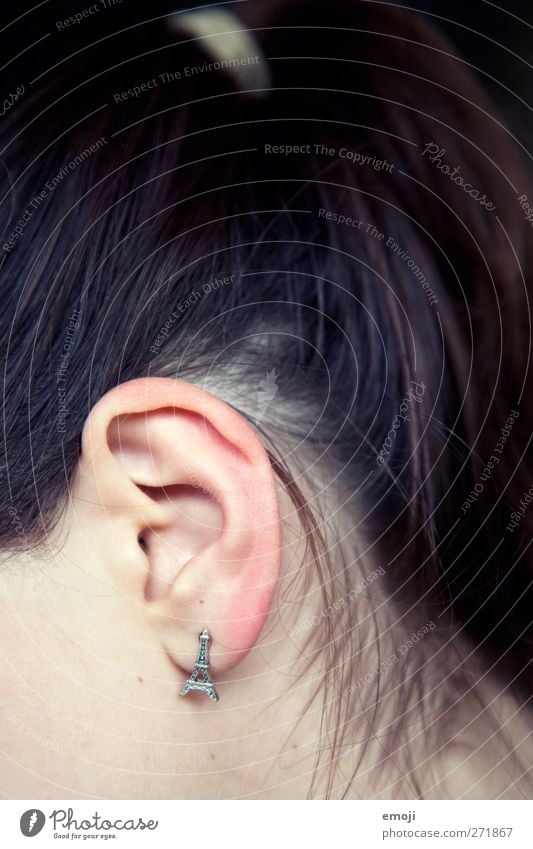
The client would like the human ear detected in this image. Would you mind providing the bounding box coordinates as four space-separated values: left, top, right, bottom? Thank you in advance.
74 377 281 683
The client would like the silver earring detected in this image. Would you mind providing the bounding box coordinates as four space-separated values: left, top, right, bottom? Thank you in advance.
179 628 220 702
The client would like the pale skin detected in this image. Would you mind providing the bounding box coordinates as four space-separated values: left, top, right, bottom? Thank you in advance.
0 377 530 799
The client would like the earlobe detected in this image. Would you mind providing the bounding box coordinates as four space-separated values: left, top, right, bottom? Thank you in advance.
76 378 282 685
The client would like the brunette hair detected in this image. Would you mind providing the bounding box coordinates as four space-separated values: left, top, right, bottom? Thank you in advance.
1 0 532 796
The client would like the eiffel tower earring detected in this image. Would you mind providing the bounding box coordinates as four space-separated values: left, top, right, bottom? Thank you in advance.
179 629 220 702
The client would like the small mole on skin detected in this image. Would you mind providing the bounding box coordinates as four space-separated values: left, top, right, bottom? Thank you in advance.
200 599 204 604
138 676 143 683
210 752 215 759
